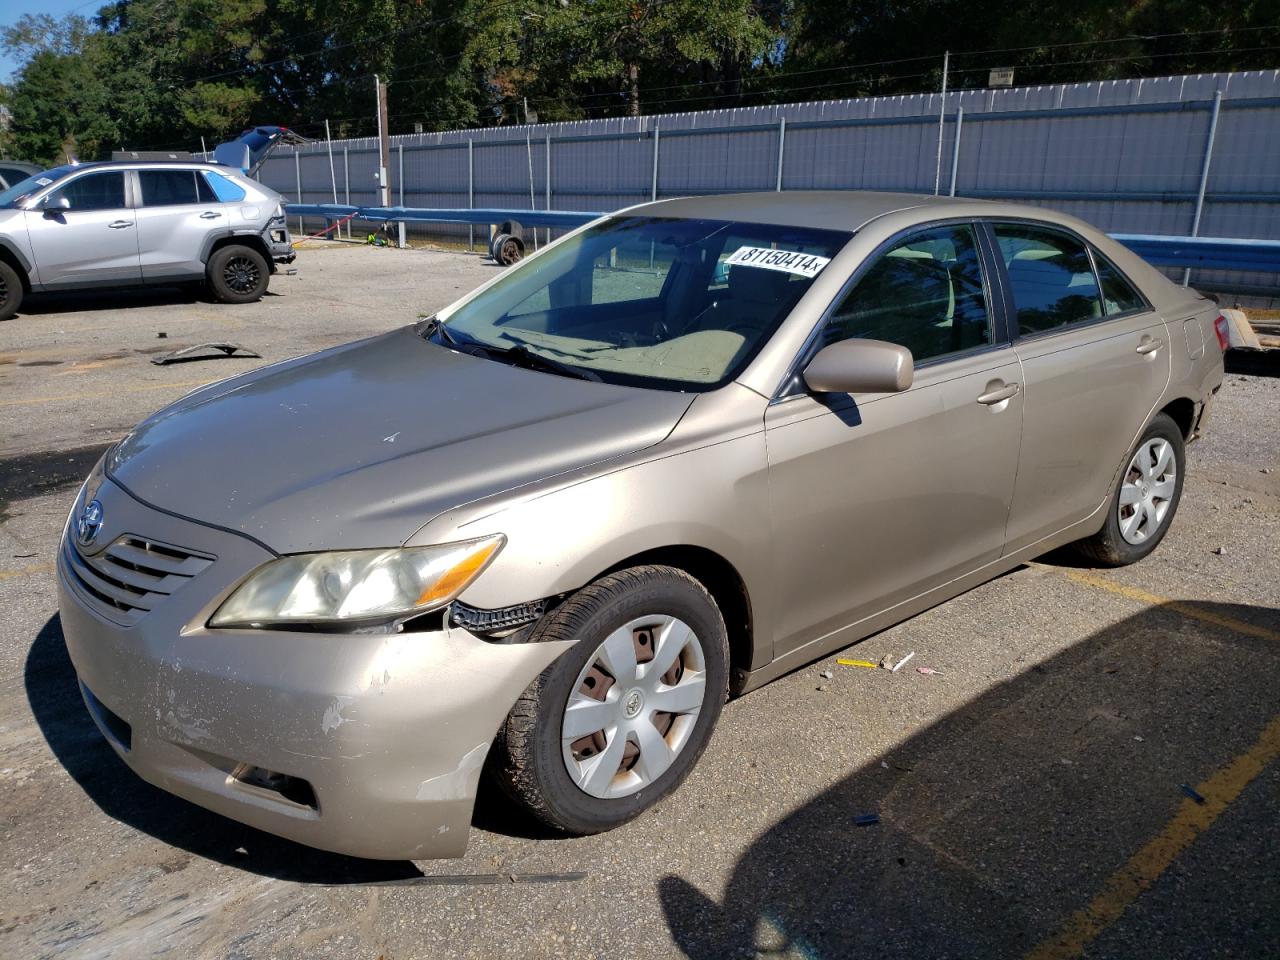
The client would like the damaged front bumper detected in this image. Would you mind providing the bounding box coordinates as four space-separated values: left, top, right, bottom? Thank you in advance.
56 475 570 860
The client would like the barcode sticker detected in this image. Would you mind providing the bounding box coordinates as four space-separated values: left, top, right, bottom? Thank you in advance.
724 246 831 278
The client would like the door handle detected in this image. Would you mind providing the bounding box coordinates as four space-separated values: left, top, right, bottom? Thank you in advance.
1136 336 1163 355
199 211 222 219
108 220 133 229
977 382 1020 405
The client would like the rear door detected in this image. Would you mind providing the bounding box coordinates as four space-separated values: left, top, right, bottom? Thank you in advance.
23 170 141 287
991 221 1171 552
134 168 225 280
764 221 1023 659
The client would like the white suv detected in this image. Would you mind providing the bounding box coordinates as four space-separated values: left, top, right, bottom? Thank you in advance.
0 161 294 321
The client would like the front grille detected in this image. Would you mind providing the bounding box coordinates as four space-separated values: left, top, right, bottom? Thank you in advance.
63 534 214 626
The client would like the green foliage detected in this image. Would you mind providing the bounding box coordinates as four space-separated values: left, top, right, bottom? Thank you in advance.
0 0 1276 160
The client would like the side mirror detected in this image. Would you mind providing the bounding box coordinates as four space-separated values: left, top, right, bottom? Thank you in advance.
802 338 914 394
43 196 71 217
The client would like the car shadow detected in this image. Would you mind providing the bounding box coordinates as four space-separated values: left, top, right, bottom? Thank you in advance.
658 600 1280 958
24 613 423 884
14 285 206 316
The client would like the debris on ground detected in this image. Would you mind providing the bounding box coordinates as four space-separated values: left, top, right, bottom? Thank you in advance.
916 666 944 676
892 652 916 673
879 653 896 669
836 658 878 669
853 814 880 826
820 669 834 679
1180 783 1207 805
1213 546 1227 555
151 342 262 365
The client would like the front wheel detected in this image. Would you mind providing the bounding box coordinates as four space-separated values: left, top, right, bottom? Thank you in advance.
1071 412 1185 566
0 260 23 321
207 245 270 303
491 565 728 835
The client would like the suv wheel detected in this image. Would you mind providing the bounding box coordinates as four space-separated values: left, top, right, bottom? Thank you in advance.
491 565 729 835
1072 412 1185 566
0 260 23 321
207 245 270 303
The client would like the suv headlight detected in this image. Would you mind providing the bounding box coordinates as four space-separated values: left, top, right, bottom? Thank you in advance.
209 536 504 628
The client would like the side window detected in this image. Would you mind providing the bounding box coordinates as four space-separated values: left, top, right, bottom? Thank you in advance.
824 223 992 363
202 171 247 202
138 169 202 206
1092 251 1146 315
47 172 126 211
994 224 1102 336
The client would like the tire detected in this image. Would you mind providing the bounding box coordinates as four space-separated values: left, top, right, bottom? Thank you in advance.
0 260 23 321
1071 412 1185 566
206 244 270 303
490 233 523 266
491 565 729 836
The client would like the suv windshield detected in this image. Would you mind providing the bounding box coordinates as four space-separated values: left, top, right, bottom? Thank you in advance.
0 165 74 207
433 216 851 390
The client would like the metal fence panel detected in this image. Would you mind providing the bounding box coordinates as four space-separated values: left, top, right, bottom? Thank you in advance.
262 70 1280 295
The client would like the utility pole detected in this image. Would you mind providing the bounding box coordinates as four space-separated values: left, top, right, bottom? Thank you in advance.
933 51 950 196
375 75 391 206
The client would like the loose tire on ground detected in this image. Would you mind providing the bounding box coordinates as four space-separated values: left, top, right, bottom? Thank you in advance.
490 232 524 266
1071 412 1185 566
490 565 729 836
0 260 23 321
207 244 270 303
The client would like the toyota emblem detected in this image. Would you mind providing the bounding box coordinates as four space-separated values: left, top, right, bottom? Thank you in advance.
76 499 104 547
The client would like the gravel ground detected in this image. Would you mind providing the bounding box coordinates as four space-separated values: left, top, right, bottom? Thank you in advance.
0 245 1277 960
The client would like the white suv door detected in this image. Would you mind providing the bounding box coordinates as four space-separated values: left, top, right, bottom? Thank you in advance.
134 168 226 280
23 171 141 287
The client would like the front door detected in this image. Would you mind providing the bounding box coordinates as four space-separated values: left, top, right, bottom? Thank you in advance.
990 222 1172 552
24 171 141 287
765 222 1023 659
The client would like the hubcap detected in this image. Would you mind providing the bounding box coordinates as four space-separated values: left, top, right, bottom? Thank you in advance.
561 615 706 799
223 256 261 294
1119 437 1176 545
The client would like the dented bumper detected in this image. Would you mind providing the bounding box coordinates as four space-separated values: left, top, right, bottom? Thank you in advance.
56 475 570 860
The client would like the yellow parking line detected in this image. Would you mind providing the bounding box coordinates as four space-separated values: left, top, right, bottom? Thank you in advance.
1040 565 1280 644
0 561 54 581
0 379 213 408
1024 712 1280 960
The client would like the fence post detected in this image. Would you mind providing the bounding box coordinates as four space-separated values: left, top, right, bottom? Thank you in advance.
325 119 338 204
776 117 786 191
948 107 964 197
545 134 552 246
1184 89 1223 286
294 150 303 235
468 139 475 252
933 50 950 195
343 147 350 239
651 126 660 201
398 143 406 249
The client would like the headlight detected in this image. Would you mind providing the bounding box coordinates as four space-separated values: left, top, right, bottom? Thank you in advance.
209 535 504 628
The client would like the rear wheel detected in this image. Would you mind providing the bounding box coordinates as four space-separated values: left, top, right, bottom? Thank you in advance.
1072 412 1185 566
207 245 269 303
491 565 728 835
0 260 23 321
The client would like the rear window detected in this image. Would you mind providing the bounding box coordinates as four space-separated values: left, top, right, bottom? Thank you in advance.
139 169 208 206
994 224 1102 336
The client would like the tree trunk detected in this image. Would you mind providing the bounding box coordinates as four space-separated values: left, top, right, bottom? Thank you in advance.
627 62 640 117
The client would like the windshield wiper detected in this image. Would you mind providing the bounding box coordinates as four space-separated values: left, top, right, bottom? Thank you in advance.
499 344 602 382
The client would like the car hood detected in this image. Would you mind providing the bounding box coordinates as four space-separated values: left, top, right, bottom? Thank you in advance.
108 326 694 553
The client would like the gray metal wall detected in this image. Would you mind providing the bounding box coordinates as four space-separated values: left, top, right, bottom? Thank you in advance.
262 69 1280 295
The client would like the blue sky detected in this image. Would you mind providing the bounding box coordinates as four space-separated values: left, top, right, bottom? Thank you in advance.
1 0 99 83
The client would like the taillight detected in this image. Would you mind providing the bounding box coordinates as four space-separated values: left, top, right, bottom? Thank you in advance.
1213 314 1231 352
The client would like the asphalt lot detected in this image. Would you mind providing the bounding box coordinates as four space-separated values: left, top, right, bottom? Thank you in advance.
1 243 1278 960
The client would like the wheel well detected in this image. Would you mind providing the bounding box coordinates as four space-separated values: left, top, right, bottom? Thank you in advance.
600 546 754 694
1160 397 1196 439
207 234 271 266
0 246 31 292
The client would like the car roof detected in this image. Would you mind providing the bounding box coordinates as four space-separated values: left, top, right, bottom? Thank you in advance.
627 190 993 233
58 160 222 171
